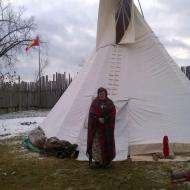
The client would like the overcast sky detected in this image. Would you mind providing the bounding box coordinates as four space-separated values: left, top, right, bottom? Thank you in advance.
8 0 190 81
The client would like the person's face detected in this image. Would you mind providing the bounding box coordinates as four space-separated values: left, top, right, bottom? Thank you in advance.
98 91 106 100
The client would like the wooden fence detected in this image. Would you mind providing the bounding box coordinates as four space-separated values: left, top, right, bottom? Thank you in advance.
0 72 72 113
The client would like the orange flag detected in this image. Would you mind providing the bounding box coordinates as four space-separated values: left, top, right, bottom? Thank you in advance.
26 36 40 51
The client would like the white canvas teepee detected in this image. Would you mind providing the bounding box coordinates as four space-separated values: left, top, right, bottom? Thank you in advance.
41 0 190 160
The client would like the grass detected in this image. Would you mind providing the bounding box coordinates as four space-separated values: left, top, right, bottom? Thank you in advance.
0 138 190 190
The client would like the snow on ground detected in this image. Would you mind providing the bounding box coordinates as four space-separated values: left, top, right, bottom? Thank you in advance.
0 110 49 140
0 109 49 119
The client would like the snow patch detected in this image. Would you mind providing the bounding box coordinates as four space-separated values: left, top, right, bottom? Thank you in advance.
0 117 45 139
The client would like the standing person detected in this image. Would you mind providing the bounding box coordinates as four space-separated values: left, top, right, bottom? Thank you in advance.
86 87 116 168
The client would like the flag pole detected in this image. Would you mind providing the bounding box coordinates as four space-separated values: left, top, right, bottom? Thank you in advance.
38 45 41 106
38 45 41 81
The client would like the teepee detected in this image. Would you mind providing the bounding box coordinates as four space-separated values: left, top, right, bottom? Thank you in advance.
41 0 190 160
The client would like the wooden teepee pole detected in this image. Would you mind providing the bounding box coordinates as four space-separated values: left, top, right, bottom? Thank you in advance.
137 0 144 18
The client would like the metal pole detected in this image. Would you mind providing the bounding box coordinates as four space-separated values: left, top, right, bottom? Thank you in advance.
39 45 41 81
38 45 41 107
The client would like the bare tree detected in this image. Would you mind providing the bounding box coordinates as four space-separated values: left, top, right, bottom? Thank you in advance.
0 0 36 82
